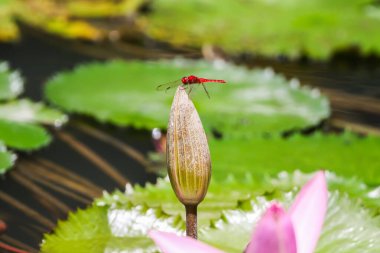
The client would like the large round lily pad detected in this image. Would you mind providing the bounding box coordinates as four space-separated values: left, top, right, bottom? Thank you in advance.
45 59 330 138
141 0 380 59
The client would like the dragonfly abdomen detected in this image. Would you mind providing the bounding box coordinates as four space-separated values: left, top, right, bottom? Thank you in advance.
198 78 226 83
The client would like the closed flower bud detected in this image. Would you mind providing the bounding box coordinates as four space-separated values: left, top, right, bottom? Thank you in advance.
166 87 211 206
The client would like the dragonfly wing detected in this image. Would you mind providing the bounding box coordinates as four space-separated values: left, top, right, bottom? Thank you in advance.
156 79 182 91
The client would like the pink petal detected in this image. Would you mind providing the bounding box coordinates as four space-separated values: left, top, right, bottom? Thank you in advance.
289 171 328 253
246 203 297 253
149 230 225 253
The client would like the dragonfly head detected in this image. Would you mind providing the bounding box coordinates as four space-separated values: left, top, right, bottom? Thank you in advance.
181 76 188 84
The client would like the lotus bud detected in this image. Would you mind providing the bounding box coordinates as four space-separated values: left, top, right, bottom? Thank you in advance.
166 87 211 238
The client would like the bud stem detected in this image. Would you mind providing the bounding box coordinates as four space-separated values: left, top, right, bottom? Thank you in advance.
185 204 198 239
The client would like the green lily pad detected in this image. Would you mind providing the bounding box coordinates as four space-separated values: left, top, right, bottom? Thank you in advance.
201 192 380 253
0 99 68 125
211 132 380 185
110 171 380 226
0 62 23 100
0 99 68 150
41 200 184 253
0 143 15 173
141 0 380 59
0 119 51 150
146 131 380 211
41 173 380 253
45 59 329 137
121 178 257 227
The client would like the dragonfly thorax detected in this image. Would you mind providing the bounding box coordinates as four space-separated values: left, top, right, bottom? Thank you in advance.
182 75 199 85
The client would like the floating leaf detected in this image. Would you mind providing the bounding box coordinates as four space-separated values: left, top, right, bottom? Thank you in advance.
42 174 380 253
123 178 255 227
201 192 380 253
0 143 15 174
141 0 380 59
210 132 380 185
0 62 23 100
0 99 68 126
0 119 51 150
0 99 68 150
41 200 184 253
121 171 380 222
45 59 329 137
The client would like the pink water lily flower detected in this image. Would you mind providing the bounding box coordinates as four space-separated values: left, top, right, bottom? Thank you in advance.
149 171 328 253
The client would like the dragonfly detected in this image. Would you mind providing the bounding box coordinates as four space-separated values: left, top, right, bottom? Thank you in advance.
156 75 226 98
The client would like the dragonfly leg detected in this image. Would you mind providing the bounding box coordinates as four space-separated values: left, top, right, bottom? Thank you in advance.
188 84 194 95
202 83 211 99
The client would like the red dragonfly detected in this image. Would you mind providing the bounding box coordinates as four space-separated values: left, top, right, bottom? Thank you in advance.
156 75 226 98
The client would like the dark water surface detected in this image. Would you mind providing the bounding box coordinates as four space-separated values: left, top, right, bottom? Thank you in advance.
0 30 379 251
